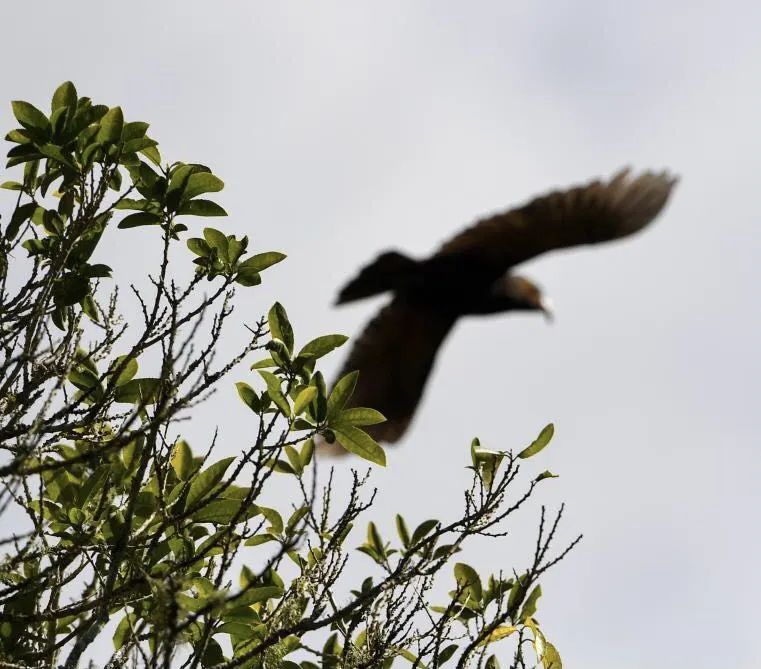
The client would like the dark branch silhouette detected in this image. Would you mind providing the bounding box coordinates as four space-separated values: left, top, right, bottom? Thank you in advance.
335 167 678 443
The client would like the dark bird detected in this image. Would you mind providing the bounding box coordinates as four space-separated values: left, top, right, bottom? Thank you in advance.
333 168 678 444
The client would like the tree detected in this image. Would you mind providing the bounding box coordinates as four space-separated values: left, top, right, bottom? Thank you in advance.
0 82 580 669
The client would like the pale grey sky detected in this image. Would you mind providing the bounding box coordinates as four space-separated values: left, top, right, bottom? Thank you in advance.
2 2 760 667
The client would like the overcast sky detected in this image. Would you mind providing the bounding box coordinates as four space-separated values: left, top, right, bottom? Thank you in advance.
2 2 760 668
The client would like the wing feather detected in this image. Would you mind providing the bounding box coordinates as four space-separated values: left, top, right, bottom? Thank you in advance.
335 298 456 443
435 168 677 274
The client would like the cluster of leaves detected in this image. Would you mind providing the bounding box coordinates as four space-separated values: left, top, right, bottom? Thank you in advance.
1 81 283 329
344 430 573 669
0 83 577 669
235 302 386 466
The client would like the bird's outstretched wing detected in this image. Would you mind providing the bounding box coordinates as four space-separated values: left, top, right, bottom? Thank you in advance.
335 298 456 443
435 168 677 275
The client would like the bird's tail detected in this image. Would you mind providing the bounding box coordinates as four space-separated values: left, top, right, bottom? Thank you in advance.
336 251 417 304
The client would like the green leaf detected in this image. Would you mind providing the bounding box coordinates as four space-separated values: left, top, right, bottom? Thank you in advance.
109 162 123 187
245 534 277 547
235 585 283 607
337 407 385 427
122 121 149 141
5 129 31 144
33 207 63 236
286 505 309 534
68 367 100 392
296 334 348 362
80 142 102 167
267 461 294 478
114 198 154 212
367 521 384 554
235 382 261 412
227 235 247 264
177 199 227 217
471 442 504 488
267 302 294 354
78 465 110 507
127 162 163 199
293 386 317 416
327 371 358 420
140 144 161 166
535 470 558 482
192 499 259 524
81 263 112 279
22 239 48 257
435 644 458 666
12 100 50 133
187 237 211 256
485 655 500 669
258 371 290 416
171 440 193 480
38 143 74 168
519 585 542 621
517 424 554 459
97 107 124 143
7 142 40 158
113 613 137 649
395 515 411 548
81 295 99 322
51 81 77 111
454 563 483 604
74 348 98 374
539 641 562 669
68 507 85 525
470 437 484 467
186 457 235 508
250 357 275 370
122 137 157 154
507 573 530 617
235 267 261 287
23 159 39 187
300 438 315 467
478 625 518 646
51 306 66 330
397 648 427 667
50 105 68 137
284 445 303 475
109 355 138 386
0 181 23 191
58 190 75 220
113 378 161 404
67 213 109 266
202 639 225 667
122 437 143 474
7 155 43 170
254 505 284 535
332 425 385 466
203 227 229 260
411 519 438 546
183 172 224 200
5 202 36 240
118 212 162 229
237 251 286 274
166 163 197 203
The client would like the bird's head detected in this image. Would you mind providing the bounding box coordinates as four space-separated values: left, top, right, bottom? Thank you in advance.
497 275 554 321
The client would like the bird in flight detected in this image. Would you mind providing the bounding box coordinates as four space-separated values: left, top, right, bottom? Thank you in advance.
333 168 678 444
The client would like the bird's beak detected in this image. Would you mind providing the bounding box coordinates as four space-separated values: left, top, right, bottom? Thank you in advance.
540 296 554 322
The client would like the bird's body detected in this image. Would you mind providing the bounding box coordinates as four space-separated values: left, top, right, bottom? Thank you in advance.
333 168 678 444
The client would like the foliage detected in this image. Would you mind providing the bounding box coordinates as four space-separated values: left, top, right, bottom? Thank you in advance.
0 83 579 669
